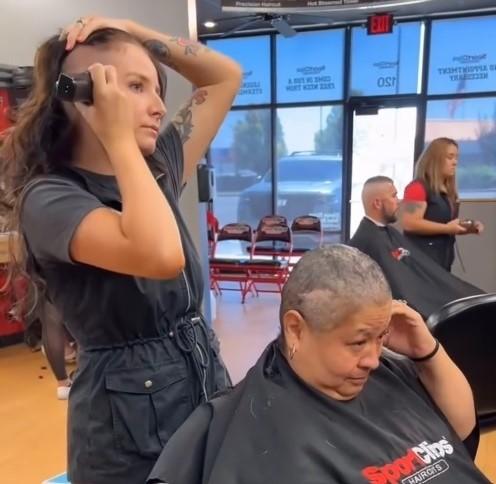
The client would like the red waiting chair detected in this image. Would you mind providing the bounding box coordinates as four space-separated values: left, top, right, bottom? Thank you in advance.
209 223 254 303
247 222 292 297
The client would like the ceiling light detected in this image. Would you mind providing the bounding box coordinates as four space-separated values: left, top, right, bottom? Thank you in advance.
204 20 217 28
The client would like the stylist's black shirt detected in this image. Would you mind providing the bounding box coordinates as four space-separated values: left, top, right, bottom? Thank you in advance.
403 179 456 270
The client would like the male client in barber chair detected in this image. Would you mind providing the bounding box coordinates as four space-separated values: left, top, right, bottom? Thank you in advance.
348 176 483 319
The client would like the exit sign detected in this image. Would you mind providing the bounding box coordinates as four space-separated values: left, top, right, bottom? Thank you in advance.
367 13 394 35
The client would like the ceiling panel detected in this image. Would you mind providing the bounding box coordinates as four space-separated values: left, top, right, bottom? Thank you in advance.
196 0 496 37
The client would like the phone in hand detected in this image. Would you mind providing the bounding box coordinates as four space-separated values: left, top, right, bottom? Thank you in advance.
459 219 478 234
55 72 93 104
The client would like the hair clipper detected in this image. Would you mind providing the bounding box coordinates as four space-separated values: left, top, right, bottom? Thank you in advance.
55 72 93 104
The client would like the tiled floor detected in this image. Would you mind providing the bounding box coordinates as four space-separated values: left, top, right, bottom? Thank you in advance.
212 290 281 383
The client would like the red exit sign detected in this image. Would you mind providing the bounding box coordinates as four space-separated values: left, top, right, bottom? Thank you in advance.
367 13 394 35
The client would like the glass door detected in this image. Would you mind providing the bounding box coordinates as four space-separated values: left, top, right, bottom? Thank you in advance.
349 104 418 237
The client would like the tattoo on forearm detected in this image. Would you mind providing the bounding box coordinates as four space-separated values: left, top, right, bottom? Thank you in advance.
144 39 171 61
173 102 193 143
172 89 209 144
192 89 208 105
144 39 180 71
168 37 207 56
403 202 422 214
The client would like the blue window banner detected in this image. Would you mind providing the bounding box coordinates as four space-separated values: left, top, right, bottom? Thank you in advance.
350 22 422 97
276 29 345 103
429 15 496 95
207 36 271 106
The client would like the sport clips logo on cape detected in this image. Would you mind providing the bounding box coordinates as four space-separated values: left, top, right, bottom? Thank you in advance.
391 247 410 261
362 438 454 484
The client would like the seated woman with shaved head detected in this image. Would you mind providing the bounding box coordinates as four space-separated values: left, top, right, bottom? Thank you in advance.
149 245 490 484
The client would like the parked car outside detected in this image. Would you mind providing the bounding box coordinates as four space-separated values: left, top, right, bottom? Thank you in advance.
237 153 343 232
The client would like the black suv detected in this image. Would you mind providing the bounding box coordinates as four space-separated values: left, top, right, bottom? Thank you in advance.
237 153 343 232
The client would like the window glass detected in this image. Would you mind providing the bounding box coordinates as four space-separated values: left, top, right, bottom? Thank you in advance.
275 106 344 240
429 15 496 95
425 97 496 199
350 22 422 96
210 109 272 256
276 29 345 103
207 36 271 105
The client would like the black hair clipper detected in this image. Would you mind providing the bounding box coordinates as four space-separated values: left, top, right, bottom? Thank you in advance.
55 72 93 104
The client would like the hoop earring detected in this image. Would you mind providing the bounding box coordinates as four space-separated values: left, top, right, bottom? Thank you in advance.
289 344 297 360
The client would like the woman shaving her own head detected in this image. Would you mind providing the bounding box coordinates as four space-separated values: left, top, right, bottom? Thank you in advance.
0 15 241 484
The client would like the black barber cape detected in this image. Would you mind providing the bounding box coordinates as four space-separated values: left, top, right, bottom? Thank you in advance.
148 342 489 484
349 218 483 319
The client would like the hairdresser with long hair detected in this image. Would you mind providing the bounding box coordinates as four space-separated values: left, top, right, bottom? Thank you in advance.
0 15 241 484
401 138 483 271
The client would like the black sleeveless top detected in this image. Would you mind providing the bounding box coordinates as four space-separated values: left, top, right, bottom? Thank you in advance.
403 179 456 271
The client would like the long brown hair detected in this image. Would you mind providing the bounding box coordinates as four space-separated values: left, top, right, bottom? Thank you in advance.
0 28 166 306
414 137 459 202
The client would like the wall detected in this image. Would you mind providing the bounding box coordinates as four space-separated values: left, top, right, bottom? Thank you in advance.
0 0 213 320
453 201 496 293
0 0 191 119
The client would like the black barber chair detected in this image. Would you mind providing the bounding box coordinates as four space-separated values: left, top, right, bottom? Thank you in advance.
427 293 496 430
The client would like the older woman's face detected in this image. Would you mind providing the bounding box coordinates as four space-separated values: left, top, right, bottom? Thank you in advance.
286 301 392 401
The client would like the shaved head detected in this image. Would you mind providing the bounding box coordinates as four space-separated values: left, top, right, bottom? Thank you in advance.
361 176 393 205
60 31 166 93
62 42 126 72
361 176 399 224
280 245 391 333
279 245 393 401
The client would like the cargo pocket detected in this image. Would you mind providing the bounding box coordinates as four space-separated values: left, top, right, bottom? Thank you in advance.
105 361 193 458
